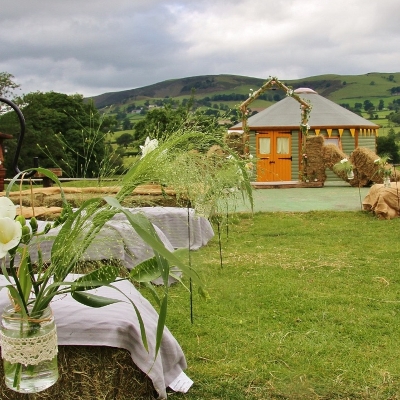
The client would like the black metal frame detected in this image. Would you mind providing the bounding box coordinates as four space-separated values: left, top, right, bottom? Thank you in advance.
0 97 37 177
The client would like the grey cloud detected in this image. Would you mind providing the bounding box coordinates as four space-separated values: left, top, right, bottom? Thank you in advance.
0 0 399 97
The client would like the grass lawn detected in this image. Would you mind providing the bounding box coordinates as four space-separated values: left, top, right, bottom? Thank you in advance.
162 211 400 399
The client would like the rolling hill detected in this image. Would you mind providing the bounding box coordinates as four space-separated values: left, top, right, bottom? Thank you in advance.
88 72 400 110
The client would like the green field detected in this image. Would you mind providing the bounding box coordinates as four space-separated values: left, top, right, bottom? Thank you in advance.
161 211 400 399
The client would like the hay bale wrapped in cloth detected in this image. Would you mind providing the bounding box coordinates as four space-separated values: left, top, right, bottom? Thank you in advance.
363 183 400 219
0 276 193 400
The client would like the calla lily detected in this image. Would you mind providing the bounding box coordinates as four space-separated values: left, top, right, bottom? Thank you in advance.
0 197 17 219
0 216 22 258
0 197 22 258
140 136 158 159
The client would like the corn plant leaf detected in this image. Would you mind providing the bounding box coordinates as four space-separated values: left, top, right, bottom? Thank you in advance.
71 291 122 308
129 257 162 283
155 295 168 356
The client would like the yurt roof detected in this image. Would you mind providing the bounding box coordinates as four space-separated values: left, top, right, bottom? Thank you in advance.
230 88 379 131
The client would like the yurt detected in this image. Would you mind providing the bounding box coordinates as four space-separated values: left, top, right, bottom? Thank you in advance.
229 88 379 182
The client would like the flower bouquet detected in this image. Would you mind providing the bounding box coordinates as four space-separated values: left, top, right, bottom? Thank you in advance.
374 156 392 186
333 158 354 180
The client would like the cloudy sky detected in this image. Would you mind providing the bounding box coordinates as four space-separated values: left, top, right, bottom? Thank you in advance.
1 0 399 97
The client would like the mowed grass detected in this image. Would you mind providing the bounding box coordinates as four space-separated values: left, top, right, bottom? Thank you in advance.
163 211 400 399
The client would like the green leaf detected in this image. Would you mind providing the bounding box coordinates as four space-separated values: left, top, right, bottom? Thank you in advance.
4 285 28 318
71 265 120 291
71 291 122 308
18 254 32 303
155 296 168 356
129 257 162 283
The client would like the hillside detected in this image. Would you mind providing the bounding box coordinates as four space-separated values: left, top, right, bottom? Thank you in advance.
88 72 400 110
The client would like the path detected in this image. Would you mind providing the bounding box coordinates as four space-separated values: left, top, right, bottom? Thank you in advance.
229 182 371 213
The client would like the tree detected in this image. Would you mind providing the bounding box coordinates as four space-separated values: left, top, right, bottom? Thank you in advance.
363 99 374 112
0 72 20 98
0 91 118 178
387 111 400 124
133 100 225 152
116 132 134 148
376 129 400 164
122 118 132 130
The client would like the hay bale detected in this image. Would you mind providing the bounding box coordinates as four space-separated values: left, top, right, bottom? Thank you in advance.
350 147 382 187
322 144 354 184
2 185 180 210
0 346 157 400
304 136 327 182
321 144 346 169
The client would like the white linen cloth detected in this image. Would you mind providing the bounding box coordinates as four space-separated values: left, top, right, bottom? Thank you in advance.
113 207 215 250
21 219 175 269
22 207 214 268
0 275 192 399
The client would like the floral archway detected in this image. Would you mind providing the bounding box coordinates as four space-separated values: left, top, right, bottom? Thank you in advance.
238 76 312 178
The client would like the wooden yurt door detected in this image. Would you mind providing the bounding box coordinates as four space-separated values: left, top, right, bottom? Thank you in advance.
256 132 292 181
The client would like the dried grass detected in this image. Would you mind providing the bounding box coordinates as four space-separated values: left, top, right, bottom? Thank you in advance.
0 346 157 400
349 147 382 186
349 147 400 186
3 185 181 216
304 136 327 182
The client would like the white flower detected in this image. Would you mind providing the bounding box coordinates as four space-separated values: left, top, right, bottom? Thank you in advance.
0 197 17 219
340 158 348 164
0 197 22 258
140 137 158 159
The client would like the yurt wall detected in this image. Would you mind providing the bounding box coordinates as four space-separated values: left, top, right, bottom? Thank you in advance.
358 134 376 152
291 130 300 181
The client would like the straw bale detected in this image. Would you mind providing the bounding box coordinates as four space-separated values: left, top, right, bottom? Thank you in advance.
304 136 326 182
0 346 157 400
350 147 382 187
1 185 180 210
322 143 359 184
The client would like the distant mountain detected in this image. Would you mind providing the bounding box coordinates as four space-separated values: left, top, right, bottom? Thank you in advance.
87 72 400 109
